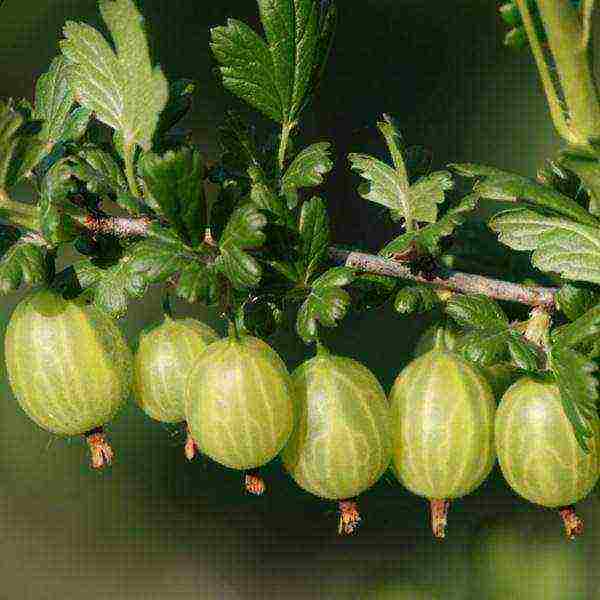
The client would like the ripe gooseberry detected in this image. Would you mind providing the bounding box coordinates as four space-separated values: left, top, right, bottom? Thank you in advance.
281 344 392 534
132 312 219 459
185 328 295 494
389 329 496 538
4 288 133 468
495 376 600 539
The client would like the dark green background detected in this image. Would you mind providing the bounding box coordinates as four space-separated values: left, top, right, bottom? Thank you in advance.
0 1 598 598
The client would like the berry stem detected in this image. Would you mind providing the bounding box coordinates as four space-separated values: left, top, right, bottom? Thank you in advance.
338 499 361 535
430 499 450 539
244 471 266 495
84 427 114 470
558 505 584 540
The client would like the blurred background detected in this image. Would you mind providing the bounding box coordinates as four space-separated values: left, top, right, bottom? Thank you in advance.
0 0 599 598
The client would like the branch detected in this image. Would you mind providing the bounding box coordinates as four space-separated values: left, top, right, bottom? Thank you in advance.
76 214 152 237
328 248 559 311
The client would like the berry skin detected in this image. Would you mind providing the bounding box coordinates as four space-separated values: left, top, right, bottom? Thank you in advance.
132 314 219 424
185 334 295 471
389 341 496 538
495 377 600 537
281 349 392 501
4 288 133 467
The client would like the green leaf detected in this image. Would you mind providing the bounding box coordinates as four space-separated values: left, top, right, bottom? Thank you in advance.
506 334 539 371
60 0 169 152
488 208 564 251
298 195 329 282
406 171 454 223
281 142 333 209
418 193 480 254
0 234 53 293
456 329 511 366
551 304 600 350
350 115 453 228
153 78 196 144
559 152 600 216
394 284 439 314
211 0 334 125
174 261 219 305
69 146 127 195
549 345 598 453
38 160 80 244
0 99 24 188
445 294 538 368
445 294 509 330
75 227 192 317
296 265 354 343
532 226 600 284
217 203 267 289
139 147 206 247
217 110 261 175
473 172 598 227
249 169 289 224
555 283 599 320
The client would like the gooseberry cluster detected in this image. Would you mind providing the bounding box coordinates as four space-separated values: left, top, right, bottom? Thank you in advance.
5 288 598 539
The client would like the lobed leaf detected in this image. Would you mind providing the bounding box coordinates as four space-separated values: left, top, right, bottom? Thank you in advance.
0 234 53 293
211 0 335 125
296 265 354 343
60 0 169 152
550 345 598 453
69 146 127 195
0 99 24 188
139 147 207 247
394 284 439 314
445 294 509 330
281 141 333 209
217 203 267 289
298 195 329 282
555 283 599 321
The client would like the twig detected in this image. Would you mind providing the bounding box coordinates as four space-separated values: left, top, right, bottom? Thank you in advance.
329 248 558 311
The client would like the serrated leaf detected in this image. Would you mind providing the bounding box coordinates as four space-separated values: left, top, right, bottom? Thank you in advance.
506 334 539 370
0 99 24 188
551 304 600 350
153 78 196 144
0 234 52 293
394 284 438 314
38 160 80 244
217 204 266 289
33 56 76 145
559 152 600 216
456 329 510 366
76 228 192 317
296 265 354 343
69 146 127 195
418 193 480 254
139 147 206 247
488 208 566 251
350 116 452 228
472 172 598 227
60 0 169 152
281 141 333 209
445 294 509 330
532 226 600 284
550 345 598 452
408 170 454 223
555 283 599 320
249 169 289 224
298 195 329 282
211 0 334 125
174 261 219 305
217 111 261 175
